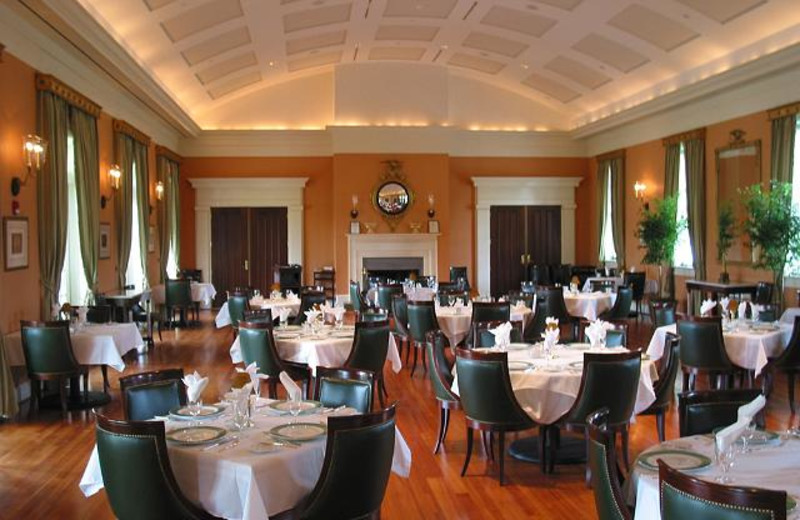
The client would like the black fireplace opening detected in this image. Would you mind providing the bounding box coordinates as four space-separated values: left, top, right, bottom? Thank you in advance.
363 257 424 284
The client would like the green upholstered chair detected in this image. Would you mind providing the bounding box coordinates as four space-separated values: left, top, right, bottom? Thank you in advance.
466 302 511 348
545 351 641 479
349 281 369 314
449 266 470 292
580 321 628 348
292 291 327 325
539 287 579 335
436 281 460 292
650 299 677 328
455 348 536 485
766 315 800 412
586 408 633 520
119 368 186 421
678 388 764 437
20 320 88 417
95 413 222 520
376 284 403 315
756 305 777 322
425 330 460 454
359 310 389 322
391 294 410 362
677 317 742 391
437 290 470 307
290 404 397 520
164 278 193 327
623 272 646 321
407 300 440 377
599 286 634 321
313 366 374 414
754 281 774 306
237 321 311 399
86 305 112 323
473 320 523 349
522 300 549 343
243 308 273 324
659 459 787 520
640 334 681 441
344 320 390 408
227 292 250 336
507 291 535 309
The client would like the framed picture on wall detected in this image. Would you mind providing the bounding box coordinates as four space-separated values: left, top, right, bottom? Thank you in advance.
148 225 156 253
350 221 360 234
99 222 111 259
428 220 440 234
4 217 29 271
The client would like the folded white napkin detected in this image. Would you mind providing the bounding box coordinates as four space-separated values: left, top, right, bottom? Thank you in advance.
77 306 88 324
752 304 762 321
716 418 748 453
270 290 281 300
320 302 332 315
278 307 292 322
182 371 209 403
236 362 268 390
738 301 748 320
453 298 465 308
721 297 731 312
490 322 513 348
545 317 559 329
304 309 321 323
286 291 299 302
737 394 766 423
279 371 302 402
585 320 613 348
700 299 717 316
332 307 346 321
543 328 559 348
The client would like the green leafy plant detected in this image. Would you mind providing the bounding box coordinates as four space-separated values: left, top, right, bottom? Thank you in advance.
716 203 737 281
635 195 685 297
741 181 800 307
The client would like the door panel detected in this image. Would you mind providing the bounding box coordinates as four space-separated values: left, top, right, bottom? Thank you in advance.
528 206 561 266
249 208 288 293
490 206 527 298
211 208 249 307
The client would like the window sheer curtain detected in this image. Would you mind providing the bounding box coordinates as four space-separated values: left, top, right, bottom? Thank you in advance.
70 108 100 301
596 154 625 267
663 142 681 298
684 138 706 281
596 160 610 262
771 113 796 183
134 142 150 289
115 134 135 289
157 155 180 282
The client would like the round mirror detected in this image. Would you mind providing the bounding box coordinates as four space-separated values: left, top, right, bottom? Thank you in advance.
375 181 410 215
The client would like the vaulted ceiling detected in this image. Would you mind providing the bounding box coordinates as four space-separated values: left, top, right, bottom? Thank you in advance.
72 0 800 131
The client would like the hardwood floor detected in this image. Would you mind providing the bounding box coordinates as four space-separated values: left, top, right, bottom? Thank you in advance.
0 313 796 519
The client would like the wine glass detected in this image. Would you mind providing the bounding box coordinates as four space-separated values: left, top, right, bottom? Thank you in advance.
447 295 455 307
188 398 203 426
280 311 288 330
288 398 303 423
740 420 756 453
714 441 736 483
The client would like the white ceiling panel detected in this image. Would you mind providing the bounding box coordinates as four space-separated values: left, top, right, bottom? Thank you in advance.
522 73 581 103
675 0 767 24
545 56 611 89
448 53 505 74
572 33 648 73
287 50 343 72
181 26 251 66
462 32 529 58
286 30 347 55
480 5 557 38
533 0 584 11
368 47 426 61
161 0 244 43
383 0 458 19
207 70 261 99
608 4 698 52
283 4 352 33
196 52 258 85
375 25 440 42
143 0 174 11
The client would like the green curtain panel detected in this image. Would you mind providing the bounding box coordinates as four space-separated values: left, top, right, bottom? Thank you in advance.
771 114 797 183
609 156 626 269
685 138 706 281
69 107 100 301
37 91 69 319
115 134 135 289
596 159 610 262
157 156 169 282
168 160 181 275
134 141 150 288
0 333 19 418
664 143 681 198
157 157 181 282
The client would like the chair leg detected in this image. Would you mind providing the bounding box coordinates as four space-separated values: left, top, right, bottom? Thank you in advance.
538 425 548 474
584 431 592 487
434 407 446 454
498 431 506 486
377 378 386 409
789 373 796 414
656 412 665 443
268 380 278 399
620 425 630 471
410 346 419 377
101 365 109 393
547 427 558 474
59 379 68 419
461 428 474 477
421 346 428 374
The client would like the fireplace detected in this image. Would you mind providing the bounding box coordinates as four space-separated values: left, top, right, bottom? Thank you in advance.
363 257 424 283
347 233 439 297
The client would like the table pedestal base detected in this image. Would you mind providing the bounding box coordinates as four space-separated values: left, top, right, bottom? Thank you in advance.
509 433 586 465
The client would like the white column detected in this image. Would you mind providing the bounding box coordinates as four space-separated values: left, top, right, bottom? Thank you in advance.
287 205 304 265
561 203 577 264
475 205 491 297
195 207 212 283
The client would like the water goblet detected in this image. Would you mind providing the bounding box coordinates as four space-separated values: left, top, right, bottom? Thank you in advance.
288 399 303 423
448 295 455 307
714 441 735 483
188 398 203 426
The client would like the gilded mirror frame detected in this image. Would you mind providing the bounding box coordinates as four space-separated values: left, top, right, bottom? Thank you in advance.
371 160 414 231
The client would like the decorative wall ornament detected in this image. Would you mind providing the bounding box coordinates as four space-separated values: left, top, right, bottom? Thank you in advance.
371 160 414 231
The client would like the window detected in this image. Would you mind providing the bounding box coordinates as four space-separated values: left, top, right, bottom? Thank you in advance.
599 165 617 263
126 163 145 291
59 133 89 304
786 119 800 277
673 143 694 269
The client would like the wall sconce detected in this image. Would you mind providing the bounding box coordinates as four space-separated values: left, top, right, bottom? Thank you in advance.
634 181 647 200
350 194 359 219
427 194 436 218
11 134 47 196
101 164 122 209
155 181 164 201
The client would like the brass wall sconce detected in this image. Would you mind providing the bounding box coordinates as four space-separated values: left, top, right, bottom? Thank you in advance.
100 164 122 209
11 134 47 196
350 194 359 219
155 181 164 201
427 194 436 218
634 181 647 200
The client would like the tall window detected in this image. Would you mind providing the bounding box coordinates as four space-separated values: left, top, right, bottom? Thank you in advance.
674 143 694 269
786 118 800 276
126 163 145 291
599 165 617 263
59 133 89 304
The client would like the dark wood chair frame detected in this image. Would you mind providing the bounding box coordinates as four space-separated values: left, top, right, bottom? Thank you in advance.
238 320 312 399
678 316 744 392
118 368 186 420
426 330 460 454
313 366 376 412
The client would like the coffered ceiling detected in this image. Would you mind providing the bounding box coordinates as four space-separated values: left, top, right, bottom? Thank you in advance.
68 0 800 131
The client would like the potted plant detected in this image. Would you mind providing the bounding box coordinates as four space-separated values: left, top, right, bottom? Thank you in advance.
634 195 685 299
717 203 736 283
741 181 800 309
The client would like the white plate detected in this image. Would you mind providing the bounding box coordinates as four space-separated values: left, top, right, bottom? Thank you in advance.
269 422 327 441
249 442 282 454
508 360 534 372
170 404 224 420
166 426 227 445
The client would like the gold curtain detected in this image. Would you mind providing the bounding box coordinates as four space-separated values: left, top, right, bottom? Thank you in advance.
114 134 135 289
685 138 706 281
609 156 625 269
771 114 796 183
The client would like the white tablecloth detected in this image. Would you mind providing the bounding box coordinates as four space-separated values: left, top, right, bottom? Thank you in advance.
79 404 412 520
563 292 616 321
780 307 800 325
646 322 791 377
151 282 217 307
582 276 659 295
451 345 657 425
229 326 403 375
435 305 532 348
4 323 144 372
216 298 302 329
366 286 436 307
628 434 800 520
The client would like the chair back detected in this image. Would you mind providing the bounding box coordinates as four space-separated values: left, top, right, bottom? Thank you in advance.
243 308 273 324
314 366 374 413
650 299 677 327
436 281 460 292
119 369 186 421
540 287 572 322
591 279 617 292
293 291 327 325
454 348 533 426
623 272 646 300
507 291 535 309
346 320 390 374
677 317 734 371
437 290 470 307
563 351 641 427
391 295 410 336
425 330 458 403
95 413 220 519
238 321 283 377
376 284 403 314
349 281 367 313
360 311 389 322
755 281 774 305
20 321 81 376
407 300 440 343
473 320 523 349
419 275 436 288
602 286 633 320
659 460 786 520
179 269 203 282
774 315 800 368
523 299 550 343
756 305 777 322
86 305 112 323
449 266 470 292
165 278 192 307
678 389 765 436
531 264 551 286
650 334 681 409
471 301 511 324
587 408 632 520
299 405 397 520
520 281 536 294
227 292 250 329
553 264 573 286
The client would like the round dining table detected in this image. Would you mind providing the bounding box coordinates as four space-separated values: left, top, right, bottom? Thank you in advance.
150 282 217 308
216 297 301 328
79 402 412 520
435 304 532 348
562 291 616 321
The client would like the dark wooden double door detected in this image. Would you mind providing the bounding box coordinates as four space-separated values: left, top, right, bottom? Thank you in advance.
211 207 287 306
490 205 561 297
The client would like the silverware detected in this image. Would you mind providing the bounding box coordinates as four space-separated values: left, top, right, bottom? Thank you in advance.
263 433 300 448
202 435 238 451
321 405 346 415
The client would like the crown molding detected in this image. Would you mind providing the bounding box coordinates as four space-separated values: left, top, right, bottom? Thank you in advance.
180 130 333 157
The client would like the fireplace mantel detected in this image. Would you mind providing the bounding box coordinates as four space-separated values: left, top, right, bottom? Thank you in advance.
347 233 439 286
